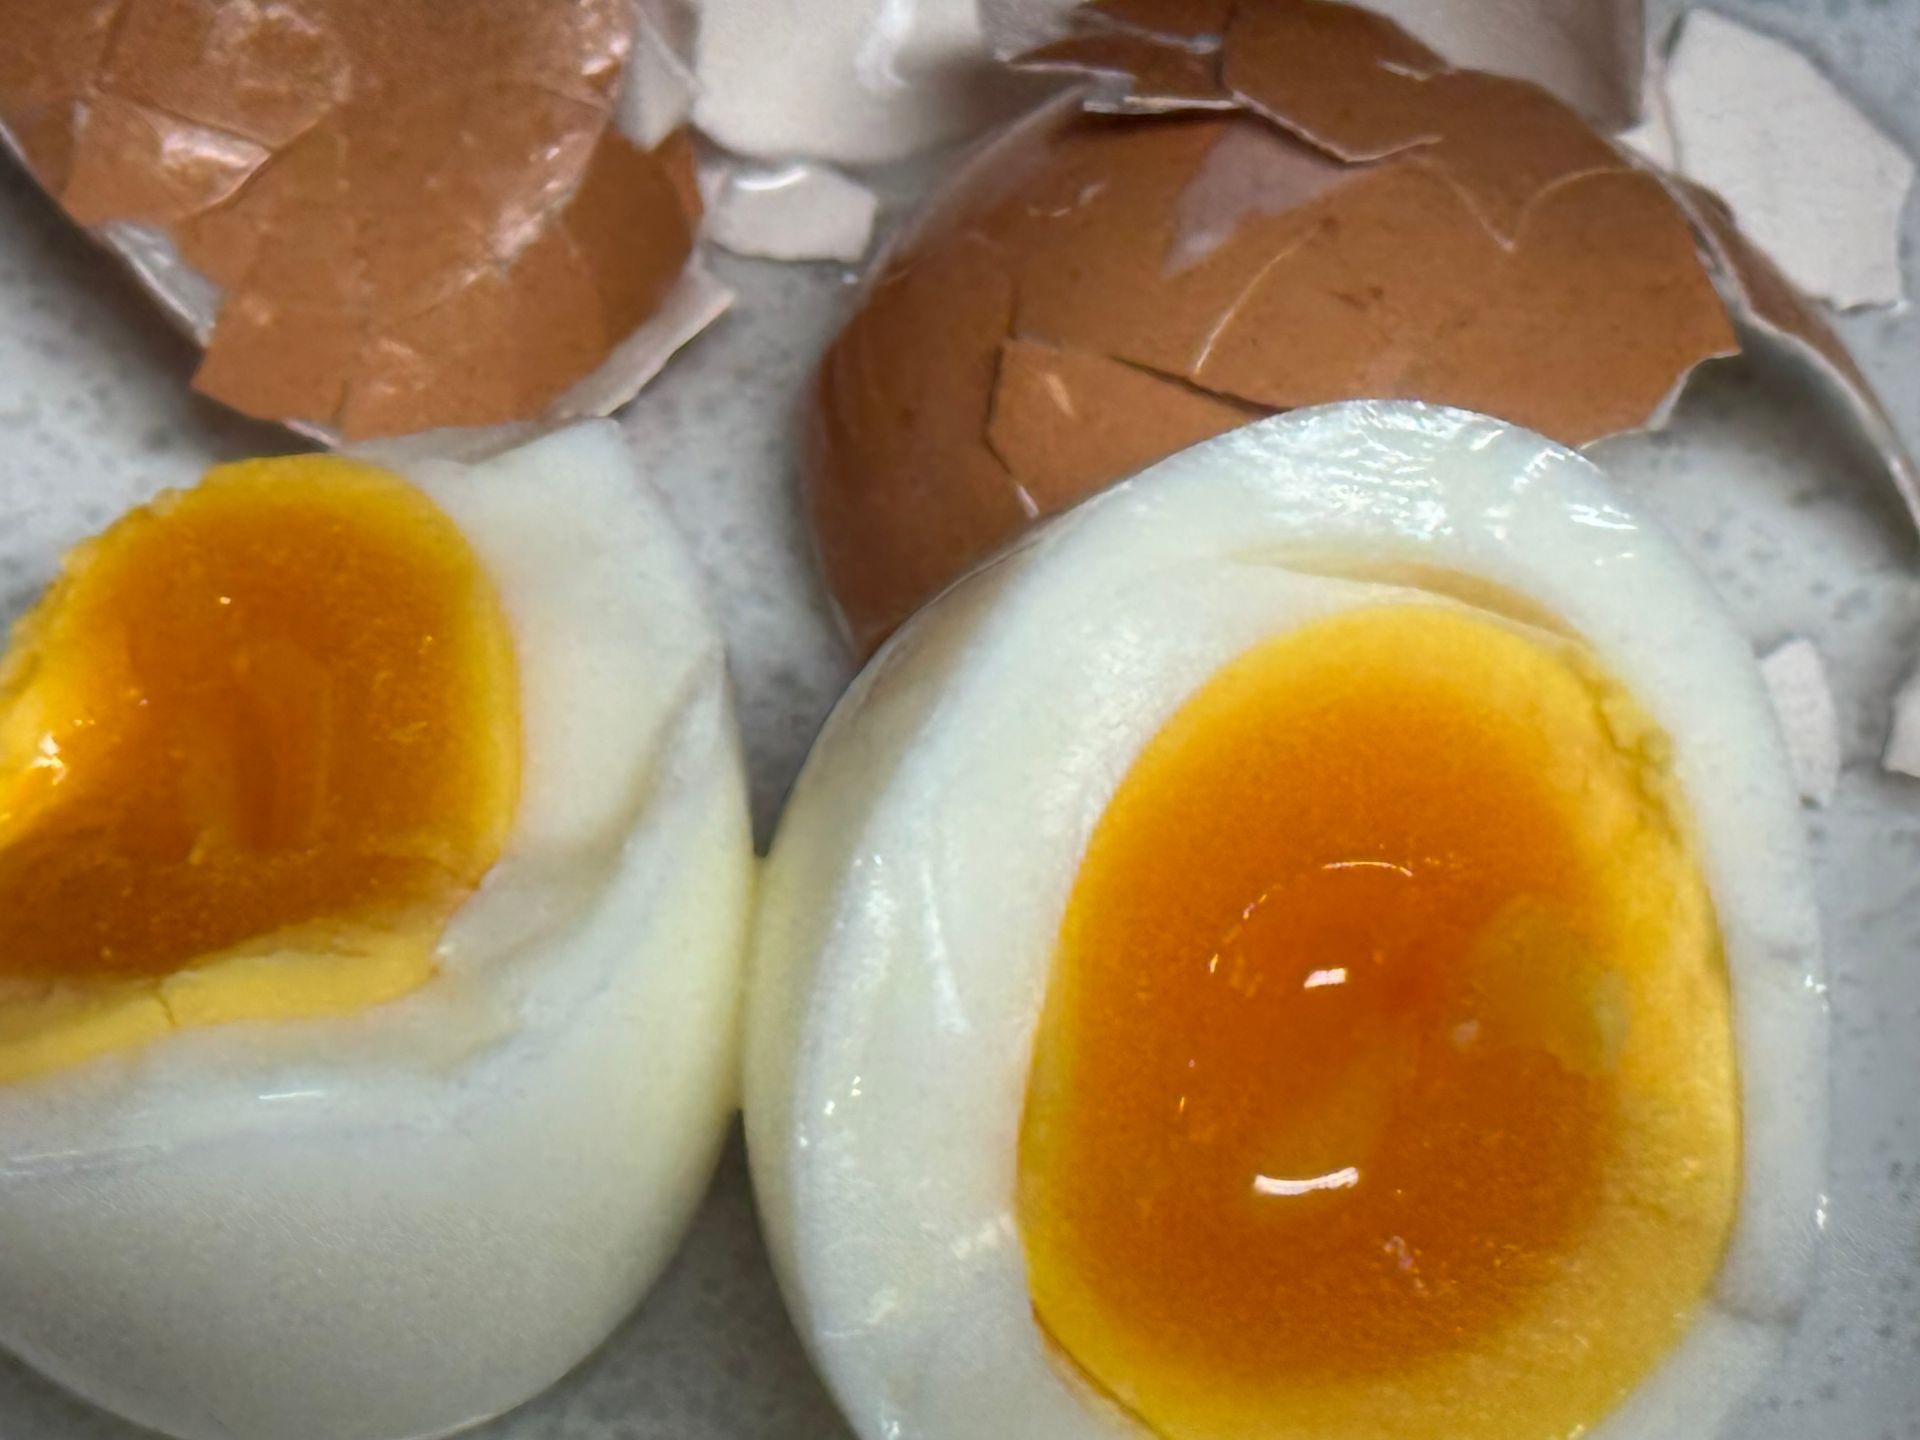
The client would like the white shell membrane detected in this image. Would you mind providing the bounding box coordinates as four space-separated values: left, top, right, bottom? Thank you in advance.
0 423 754 1440
747 401 1827 1440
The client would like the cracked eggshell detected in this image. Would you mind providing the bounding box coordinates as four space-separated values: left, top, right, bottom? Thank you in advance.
983 0 1641 128
698 0 1640 162
807 0 1739 655
0 0 729 444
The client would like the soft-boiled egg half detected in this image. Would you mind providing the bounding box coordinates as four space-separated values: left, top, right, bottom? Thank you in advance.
0 423 752 1440
748 402 1826 1440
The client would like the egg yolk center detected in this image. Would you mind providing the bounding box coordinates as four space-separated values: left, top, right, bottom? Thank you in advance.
0 457 519 1083
1018 604 1738 1440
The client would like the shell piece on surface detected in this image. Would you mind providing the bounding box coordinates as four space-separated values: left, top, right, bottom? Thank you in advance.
1654 9 1912 311
1884 659 1920 780
1760 638 1842 807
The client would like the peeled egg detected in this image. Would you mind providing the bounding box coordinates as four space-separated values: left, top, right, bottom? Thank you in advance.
749 402 1826 1440
0 422 753 1440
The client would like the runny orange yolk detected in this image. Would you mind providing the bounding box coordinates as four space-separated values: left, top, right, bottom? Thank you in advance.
1018 604 1738 1440
0 456 518 1083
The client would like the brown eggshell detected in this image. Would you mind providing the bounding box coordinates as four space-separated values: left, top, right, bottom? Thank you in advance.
0 2 128 196
987 340 1266 507
1220 1 1446 159
1384 168 1736 439
1009 117 1301 379
811 232 1025 654
1224 5 1619 240
1089 0 1236 41
808 0 1744 653
0 0 713 442
1186 163 1506 409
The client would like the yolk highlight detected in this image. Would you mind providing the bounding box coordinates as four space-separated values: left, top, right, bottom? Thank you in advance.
1018 605 1738 1440
0 456 518 1082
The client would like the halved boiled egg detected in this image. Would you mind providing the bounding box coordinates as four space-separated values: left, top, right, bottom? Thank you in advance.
0 422 752 1440
747 402 1826 1440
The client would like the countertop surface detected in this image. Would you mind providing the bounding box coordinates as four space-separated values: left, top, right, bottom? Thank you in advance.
1 0 1917 1436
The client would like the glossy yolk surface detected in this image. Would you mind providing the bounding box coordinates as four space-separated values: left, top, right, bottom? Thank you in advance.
0 457 518 1083
1018 604 1738 1440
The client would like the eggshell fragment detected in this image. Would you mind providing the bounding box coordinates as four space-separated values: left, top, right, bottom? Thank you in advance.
0 0 725 442
1886 664 1920 780
1759 638 1842 807
621 0 700 149
1656 9 1912 311
705 161 879 264
810 0 1740 653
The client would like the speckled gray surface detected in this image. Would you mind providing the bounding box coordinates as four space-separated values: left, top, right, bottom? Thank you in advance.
1 2 1917 1437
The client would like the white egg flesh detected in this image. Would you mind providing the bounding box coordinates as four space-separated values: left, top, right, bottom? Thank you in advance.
747 402 1826 1440
0 422 752 1440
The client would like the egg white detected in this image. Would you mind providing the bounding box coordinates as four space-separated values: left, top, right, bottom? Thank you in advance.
0 422 753 1440
747 401 1827 1440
